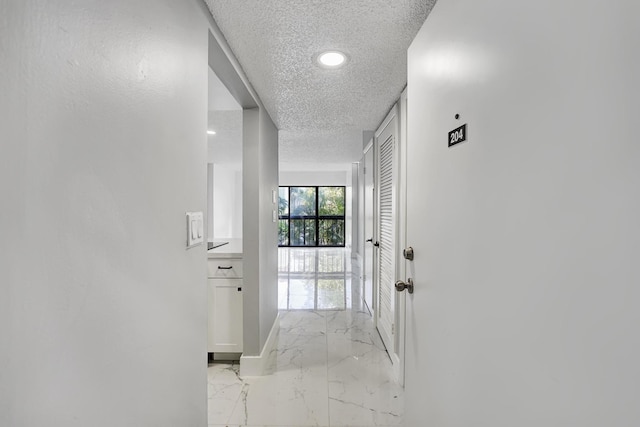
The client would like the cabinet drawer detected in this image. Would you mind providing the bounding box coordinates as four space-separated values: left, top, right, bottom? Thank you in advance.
208 258 243 278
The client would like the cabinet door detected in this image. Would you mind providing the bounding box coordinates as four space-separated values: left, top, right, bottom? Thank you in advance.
208 278 243 353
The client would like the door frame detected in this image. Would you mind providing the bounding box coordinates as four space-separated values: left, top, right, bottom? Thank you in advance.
374 102 405 384
372 89 408 386
396 88 408 386
363 140 375 316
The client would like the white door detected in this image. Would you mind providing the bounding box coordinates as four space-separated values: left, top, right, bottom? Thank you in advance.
402 84 430 423
363 141 375 315
375 106 398 361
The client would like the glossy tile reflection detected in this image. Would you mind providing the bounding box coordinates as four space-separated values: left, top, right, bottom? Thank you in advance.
278 248 349 310
208 248 404 427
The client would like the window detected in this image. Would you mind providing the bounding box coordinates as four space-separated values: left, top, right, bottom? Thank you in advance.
278 186 346 247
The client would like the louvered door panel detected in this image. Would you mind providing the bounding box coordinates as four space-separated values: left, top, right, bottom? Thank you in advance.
376 120 396 356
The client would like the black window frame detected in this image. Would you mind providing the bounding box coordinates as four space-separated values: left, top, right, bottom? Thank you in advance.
278 186 346 248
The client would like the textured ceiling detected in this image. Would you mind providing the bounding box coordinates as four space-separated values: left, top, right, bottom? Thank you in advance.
205 0 436 164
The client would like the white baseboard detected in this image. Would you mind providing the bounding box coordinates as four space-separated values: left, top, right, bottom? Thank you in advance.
239 312 280 377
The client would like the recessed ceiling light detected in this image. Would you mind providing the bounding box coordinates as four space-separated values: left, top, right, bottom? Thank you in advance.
317 51 348 68
207 130 216 135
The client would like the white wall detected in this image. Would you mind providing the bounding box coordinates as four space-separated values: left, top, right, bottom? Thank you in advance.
258 112 279 353
345 183 353 250
279 170 349 187
0 1 209 425
350 163 359 252
243 109 279 356
207 163 214 241
356 159 365 263
204 11 279 362
212 164 243 239
405 0 640 426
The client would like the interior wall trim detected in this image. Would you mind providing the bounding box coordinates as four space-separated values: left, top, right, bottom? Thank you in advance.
239 312 280 376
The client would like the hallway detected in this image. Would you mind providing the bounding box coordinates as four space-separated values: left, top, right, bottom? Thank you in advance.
207 248 404 426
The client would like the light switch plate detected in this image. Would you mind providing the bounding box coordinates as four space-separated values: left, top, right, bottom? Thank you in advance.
186 211 204 249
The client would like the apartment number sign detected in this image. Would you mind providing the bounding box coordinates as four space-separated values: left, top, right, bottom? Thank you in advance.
448 124 467 147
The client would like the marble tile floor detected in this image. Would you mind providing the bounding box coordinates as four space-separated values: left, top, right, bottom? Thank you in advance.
207 248 404 427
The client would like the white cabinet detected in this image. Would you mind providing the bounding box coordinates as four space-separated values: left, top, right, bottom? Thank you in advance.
207 258 243 278
208 256 243 353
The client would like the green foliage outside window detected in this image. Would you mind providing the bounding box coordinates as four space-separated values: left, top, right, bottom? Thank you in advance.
290 187 316 216
318 220 345 246
278 219 289 246
319 187 345 216
278 186 345 247
290 218 317 246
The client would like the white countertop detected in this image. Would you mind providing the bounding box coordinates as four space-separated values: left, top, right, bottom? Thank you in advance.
207 238 243 258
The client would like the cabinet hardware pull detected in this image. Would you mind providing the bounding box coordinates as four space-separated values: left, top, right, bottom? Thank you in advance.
237 287 242 292
218 266 233 270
